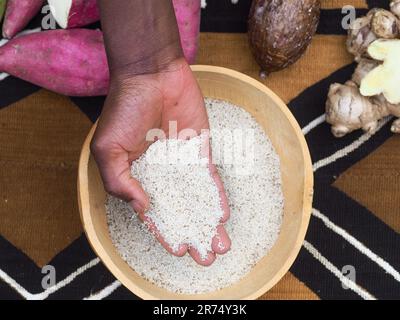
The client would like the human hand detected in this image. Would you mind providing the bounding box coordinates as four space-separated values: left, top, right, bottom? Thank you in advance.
91 58 231 266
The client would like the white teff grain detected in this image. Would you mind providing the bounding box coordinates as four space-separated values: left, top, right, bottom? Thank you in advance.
130 134 223 259
106 98 284 294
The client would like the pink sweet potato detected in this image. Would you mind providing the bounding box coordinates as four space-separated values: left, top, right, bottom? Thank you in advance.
48 0 201 64
173 0 201 64
2 0 45 39
0 29 109 96
48 0 99 29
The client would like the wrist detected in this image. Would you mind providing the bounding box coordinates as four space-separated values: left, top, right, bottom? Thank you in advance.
110 57 188 87
109 43 184 79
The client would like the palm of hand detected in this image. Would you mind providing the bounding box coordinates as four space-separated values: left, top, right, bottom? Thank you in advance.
92 60 230 266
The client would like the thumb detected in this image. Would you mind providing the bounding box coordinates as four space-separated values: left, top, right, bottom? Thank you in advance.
113 168 149 214
91 143 149 214
105 167 149 214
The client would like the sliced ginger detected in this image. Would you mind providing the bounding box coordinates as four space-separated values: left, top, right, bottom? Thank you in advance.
360 39 400 104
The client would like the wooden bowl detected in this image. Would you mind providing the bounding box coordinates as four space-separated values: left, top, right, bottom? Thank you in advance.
78 66 313 300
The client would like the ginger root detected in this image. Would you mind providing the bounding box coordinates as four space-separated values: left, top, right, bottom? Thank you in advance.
347 7 400 61
326 3 400 137
347 14 377 62
351 58 380 86
360 39 400 104
390 0 400 18
326 81 400 137
371 9 399 39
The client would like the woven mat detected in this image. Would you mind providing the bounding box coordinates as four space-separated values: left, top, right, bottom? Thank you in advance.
0 0 399 300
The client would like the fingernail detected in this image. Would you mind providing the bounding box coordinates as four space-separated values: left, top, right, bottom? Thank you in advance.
200 252 216 267
130 200 144 214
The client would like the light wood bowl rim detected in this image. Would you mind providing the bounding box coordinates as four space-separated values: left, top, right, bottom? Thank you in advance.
78 65 314 300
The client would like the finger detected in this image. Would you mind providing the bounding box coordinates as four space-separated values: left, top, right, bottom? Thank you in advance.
209 163 230 223
142 215 188 257
91 141 149 213
211 225 231 255
188 247 216 266
130 199 146 216
200 134 231 224
107 166 149 214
